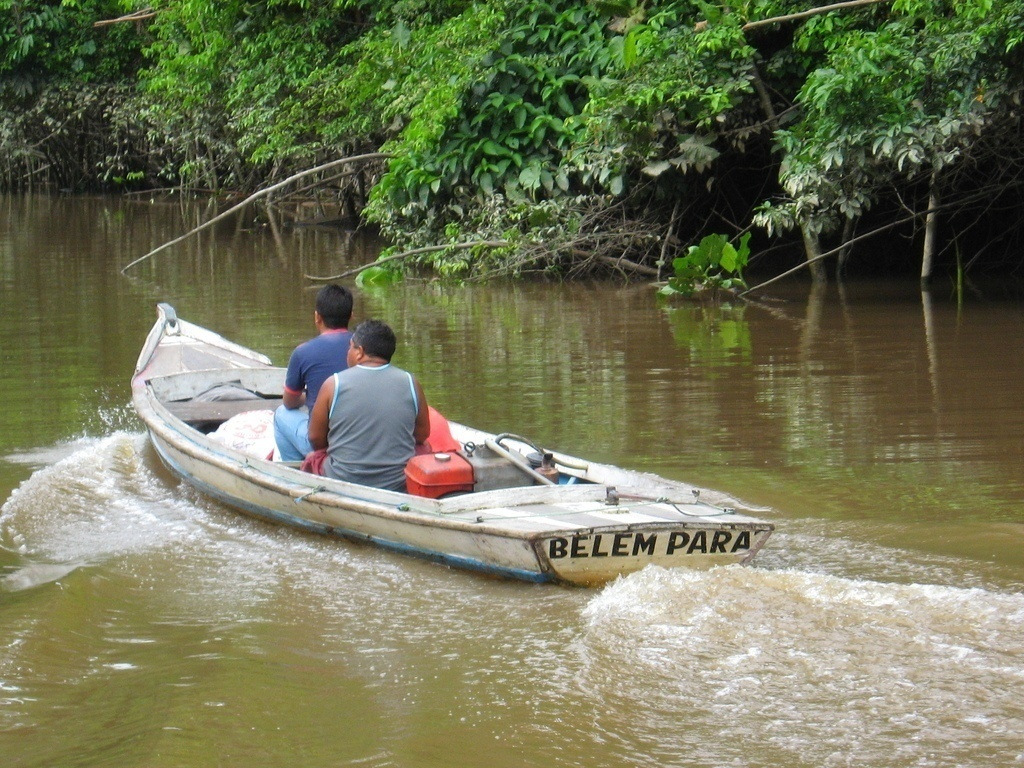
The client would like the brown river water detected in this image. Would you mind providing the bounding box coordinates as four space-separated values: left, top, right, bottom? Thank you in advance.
1 194 1022 767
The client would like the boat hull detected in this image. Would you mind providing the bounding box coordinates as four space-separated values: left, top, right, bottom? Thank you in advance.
141 408 554 582
131 303 775 586
142 414 773 585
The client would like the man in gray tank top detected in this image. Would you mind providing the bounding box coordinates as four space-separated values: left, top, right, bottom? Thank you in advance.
308 320 430 492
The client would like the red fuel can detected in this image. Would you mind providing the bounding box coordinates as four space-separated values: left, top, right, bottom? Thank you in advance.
405 452 475 498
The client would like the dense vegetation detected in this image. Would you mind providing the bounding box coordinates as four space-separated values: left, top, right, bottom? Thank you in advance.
3 0 1023 284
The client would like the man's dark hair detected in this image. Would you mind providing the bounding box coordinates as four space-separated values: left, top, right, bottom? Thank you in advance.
351 319 397 362
315 284 353 329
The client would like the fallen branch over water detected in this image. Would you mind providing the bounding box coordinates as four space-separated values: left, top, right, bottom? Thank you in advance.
305 240 511 281
120 152 390 274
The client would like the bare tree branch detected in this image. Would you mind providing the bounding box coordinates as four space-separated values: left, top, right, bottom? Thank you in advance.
93 10 157 27
597 255 660 278
743 0 891 31
120 153 390 273
740 186 1008 296
695 0 891 32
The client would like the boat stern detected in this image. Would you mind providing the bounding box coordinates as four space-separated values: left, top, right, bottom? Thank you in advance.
534 523 774 586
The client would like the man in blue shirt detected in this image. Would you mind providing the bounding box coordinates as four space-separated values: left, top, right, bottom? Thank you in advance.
273 284 353 461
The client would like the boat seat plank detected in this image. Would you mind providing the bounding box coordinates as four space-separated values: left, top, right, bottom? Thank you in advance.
164 397 283 423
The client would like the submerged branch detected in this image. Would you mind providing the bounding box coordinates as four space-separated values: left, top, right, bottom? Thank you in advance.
120 153 390 273
305 240 511 281
741 216 923 296
597 255 660 278
741 182 1016 295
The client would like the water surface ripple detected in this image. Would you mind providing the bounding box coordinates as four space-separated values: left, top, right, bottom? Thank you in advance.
1 194 1022 767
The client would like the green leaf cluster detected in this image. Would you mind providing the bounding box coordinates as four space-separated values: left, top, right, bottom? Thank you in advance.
369 1 610 221
660 232 750 298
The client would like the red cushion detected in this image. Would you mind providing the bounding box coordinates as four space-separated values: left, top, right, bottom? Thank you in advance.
425 407 461 453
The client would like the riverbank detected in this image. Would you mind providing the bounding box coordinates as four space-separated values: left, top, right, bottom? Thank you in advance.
5 2 1024 282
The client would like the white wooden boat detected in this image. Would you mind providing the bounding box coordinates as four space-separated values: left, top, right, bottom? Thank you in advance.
132 304 774 585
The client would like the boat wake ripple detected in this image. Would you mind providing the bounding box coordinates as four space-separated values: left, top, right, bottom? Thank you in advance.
577 565 1024 768
2 432 1022 767
0 432 210 587
0 432 379 606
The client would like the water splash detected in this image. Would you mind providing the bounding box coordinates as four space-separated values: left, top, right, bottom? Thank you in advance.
0 432 199 567
756 519 1020 590
4 405 140 471
579 565 1024 768
0 431 367 614
0 562 82 592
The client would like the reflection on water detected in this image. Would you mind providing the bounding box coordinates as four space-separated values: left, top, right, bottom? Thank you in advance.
1 194 1023 768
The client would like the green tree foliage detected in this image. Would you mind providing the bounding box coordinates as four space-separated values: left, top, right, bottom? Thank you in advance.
1 0 141 99
3 0 1024 283
376 2 608 211
361 0 621 276
757 0 1024 240
0 1 145 189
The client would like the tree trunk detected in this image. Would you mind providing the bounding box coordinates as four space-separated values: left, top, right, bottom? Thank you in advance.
921 172 940 284
836 216 856 277
802 228 828 283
